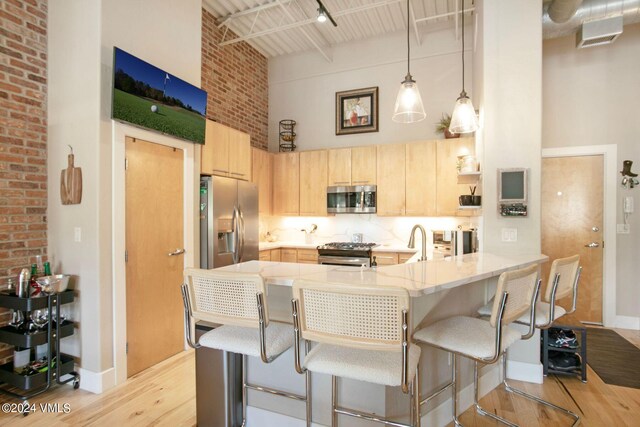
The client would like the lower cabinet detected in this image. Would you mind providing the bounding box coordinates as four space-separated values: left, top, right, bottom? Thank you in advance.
259 249 283 261
372 251 399 265
296 249 318 264
280 249 298 263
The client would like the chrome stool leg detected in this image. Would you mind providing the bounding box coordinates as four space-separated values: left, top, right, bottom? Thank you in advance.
502 350 580 426
473 360 518 427
305 341 312 427
414 366 421 427
332 375 338 427
242 354 248 427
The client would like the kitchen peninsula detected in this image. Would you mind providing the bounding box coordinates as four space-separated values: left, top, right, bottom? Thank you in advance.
212 252 547 426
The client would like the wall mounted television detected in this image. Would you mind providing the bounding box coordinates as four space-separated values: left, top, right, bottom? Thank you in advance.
112 47 207 144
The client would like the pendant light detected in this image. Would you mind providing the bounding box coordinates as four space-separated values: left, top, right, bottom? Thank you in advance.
449 0 478 134
392 0 426 123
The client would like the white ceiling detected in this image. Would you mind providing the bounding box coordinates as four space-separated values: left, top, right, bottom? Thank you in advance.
203 0 474 59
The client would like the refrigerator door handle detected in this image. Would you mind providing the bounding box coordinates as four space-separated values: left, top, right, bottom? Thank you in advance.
232 205 239 264
238 206 245 262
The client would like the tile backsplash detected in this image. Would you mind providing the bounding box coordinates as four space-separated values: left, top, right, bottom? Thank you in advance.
261 215 481 247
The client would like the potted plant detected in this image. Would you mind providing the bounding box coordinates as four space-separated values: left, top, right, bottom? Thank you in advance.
435 113 460 139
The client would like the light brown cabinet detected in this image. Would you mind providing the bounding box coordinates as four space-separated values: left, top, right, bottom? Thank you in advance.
436 137 476 216
405 141 437 216
201 120 251 181
398 253 415 263
280 248 297 263
372 251 399 265
273 152 300 216
351 145 376 185
252 148 272 216
259 248 282 261
376 144 406 216
299 150 328 216
270 249 281 262
296 249 319 264
327 148 351 186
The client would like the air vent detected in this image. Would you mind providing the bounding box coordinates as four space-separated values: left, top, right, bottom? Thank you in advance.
576 15 623 48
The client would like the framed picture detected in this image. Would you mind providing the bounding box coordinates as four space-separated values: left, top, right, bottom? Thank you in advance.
335 87 379 135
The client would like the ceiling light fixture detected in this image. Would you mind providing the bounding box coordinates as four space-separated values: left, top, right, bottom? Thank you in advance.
315 0 337 27
449 0 478 134
392 0 426 124
317 7 327 23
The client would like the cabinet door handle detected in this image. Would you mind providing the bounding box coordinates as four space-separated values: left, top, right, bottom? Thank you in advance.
212 169 229 174
352 180 370 184
332 181 350 185
230 172 246 176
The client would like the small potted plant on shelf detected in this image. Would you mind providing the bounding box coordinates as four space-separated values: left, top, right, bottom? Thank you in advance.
435 113 460 139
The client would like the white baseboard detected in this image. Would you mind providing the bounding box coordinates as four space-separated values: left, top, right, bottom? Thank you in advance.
506 360 543 384
78 367 116 394
615 316 640 330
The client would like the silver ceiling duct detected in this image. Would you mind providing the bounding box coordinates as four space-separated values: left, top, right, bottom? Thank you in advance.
543 0 640 39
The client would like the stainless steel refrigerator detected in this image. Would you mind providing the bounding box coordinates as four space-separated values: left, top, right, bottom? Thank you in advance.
200 175 258 269
197 175 258 427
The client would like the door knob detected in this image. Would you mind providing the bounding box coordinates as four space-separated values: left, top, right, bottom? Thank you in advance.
168 248 186 256
584 242 599 248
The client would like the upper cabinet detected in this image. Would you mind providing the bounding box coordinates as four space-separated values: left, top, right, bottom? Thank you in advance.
405 141 437 216
436 137 476 216
327 148 351 186
376 144 406 216
272 152 300 216
299 150 328 216
251 147 272 216
327 146 377 186
351 145 376 185
201 120 251 181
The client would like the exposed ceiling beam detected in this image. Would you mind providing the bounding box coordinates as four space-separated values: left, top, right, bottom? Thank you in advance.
414 8 475 24
217 0 295 28
275 0 331 62
219 0 402 47
409 0 421 46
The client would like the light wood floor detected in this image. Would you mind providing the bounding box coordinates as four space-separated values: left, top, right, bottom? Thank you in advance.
0 329 638 427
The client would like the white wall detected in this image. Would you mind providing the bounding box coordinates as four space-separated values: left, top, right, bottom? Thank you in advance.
543 23 640 320
268 24 474 151
48 0 202 388
476 0 542 256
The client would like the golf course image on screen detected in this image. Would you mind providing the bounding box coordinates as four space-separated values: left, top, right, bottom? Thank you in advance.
112 47 207 144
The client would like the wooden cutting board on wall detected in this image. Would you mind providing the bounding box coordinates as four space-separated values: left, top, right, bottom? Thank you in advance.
60 152 82 205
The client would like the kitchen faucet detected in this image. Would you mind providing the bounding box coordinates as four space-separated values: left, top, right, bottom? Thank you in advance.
408 224 427 262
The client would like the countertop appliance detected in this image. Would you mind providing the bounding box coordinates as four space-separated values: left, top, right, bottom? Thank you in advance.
327 185 376 214
198 176 258 427
200 176 258 268
433 229 478 257
317 242 377 267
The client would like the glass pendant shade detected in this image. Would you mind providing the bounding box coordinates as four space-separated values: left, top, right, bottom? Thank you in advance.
392 77 426 123
449 92 478 134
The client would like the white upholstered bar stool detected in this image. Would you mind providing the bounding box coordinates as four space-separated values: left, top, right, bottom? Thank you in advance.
476 254 582 425
181 268 311 427
291 279 422 427
413 264 540 427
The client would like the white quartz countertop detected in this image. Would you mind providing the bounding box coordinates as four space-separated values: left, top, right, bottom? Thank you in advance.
216 252 548 297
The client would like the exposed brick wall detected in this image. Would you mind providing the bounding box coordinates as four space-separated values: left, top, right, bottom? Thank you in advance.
0 0 48 364
202 8 268 150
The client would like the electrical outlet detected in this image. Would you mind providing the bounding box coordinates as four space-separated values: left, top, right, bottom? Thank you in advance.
501 228 517 242
617 224 630 234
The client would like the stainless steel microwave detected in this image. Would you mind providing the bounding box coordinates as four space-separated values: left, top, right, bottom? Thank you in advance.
327 185 376 214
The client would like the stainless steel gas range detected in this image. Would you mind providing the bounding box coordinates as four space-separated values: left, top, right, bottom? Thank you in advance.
317 242 378 267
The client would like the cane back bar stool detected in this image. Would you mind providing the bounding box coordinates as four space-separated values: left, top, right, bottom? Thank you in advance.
414 264 541 427
181 268 311 426
477 254 582 425
291 279 422 427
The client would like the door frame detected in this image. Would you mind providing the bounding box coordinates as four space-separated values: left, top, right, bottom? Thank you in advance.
113 121 199 386
542 144 616 327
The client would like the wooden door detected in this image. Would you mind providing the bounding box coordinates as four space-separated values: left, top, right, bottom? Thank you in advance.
542 155 604 324
327 148 351 186
376 144 405 216
251 147 272 216
228 128 251 181
436 137 475 216
125 137 184 377
299 150 328 216
272 152 299 215
202 120 229 176
351 145 377 185
405 141 437 216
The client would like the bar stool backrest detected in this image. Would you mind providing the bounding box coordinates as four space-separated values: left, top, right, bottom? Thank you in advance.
543 255 580 303
489 264 539 328
292 280 410 352
184 268 268 328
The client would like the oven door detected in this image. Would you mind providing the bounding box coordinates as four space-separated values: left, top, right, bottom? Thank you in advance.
318 255 370 267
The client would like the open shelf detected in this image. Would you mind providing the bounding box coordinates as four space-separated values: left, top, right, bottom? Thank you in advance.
0 290 74 312
0 354 74 390
457 171 482 184
458 205 481 210
0 321 74 348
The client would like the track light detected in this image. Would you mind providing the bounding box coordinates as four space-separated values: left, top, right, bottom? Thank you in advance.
317 7 327 23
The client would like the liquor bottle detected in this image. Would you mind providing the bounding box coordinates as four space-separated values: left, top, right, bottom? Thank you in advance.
44 261 51 276
370 256 377 268
29 263 41 297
